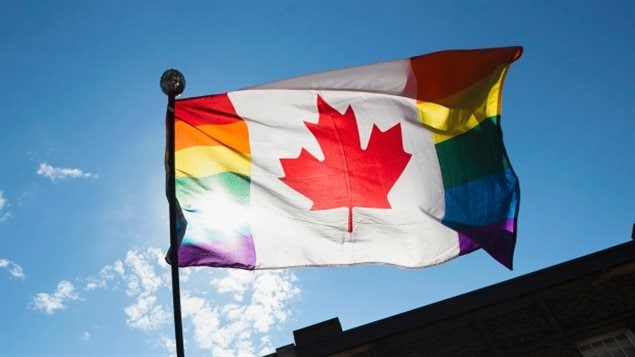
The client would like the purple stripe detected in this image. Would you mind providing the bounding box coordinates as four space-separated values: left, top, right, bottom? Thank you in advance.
177 236 256 270
458 235 481 255
457 219 516 269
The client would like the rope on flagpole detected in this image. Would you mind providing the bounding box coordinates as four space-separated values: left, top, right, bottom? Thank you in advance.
161 69 186 357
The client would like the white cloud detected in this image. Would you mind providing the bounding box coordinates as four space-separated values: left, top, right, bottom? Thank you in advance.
31 280 81 315
81 331 90 342
0 258 25 279
124 295 170 331
119 248 171 331
0 212 12 222
182 293 220 350
0 191 11 222
85 260 125 291
259 335 274 356
188 270 300 355
116 249 300 356
124 249 164 297
37 162 97 181
159 335 176 357
33 247 301 355
210 269 254 302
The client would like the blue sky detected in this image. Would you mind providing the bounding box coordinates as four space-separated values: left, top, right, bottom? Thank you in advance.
1 1 633 356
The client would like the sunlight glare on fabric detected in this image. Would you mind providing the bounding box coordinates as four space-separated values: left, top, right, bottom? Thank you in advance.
181 188 249 245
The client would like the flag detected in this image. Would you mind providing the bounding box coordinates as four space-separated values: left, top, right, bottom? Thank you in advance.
170 46 522 270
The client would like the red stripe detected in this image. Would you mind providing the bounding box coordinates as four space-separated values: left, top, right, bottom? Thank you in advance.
175 93 242 126
408 46 522 101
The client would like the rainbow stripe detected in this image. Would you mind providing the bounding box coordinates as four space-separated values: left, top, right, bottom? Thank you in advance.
174 94 255 268
409 47 521 268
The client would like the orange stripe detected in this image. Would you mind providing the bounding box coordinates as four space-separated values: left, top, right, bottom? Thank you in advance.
175 120 250 153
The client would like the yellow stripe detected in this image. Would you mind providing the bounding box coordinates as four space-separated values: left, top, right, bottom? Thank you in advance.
416 65 509 144
176 146 251 178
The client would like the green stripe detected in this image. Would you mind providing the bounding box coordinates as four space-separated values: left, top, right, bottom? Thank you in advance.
435 116 510 188
176 172 250 207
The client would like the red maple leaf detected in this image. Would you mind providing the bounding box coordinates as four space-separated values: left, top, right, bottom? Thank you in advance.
280 95 412 233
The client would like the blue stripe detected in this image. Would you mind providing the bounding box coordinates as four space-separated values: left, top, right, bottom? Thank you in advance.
443 169 519 228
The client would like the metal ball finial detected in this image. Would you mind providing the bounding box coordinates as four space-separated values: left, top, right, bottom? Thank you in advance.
160 69 186 97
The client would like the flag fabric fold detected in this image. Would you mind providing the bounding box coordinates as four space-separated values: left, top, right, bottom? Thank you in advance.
169 46 522 270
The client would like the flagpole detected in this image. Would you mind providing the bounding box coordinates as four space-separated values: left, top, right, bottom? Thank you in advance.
161 69 186 357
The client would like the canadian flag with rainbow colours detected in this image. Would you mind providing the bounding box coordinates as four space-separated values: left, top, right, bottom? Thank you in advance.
170 46 522 270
